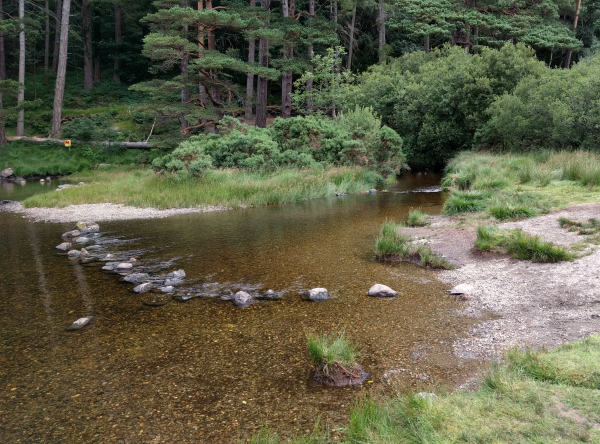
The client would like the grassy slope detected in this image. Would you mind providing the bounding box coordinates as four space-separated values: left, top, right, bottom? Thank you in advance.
23 166 381 209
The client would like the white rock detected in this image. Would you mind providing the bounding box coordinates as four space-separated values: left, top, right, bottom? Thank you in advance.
234 291 255 307
66 316 94 331
56 242 72 251
133 283 154 293
447 284 474 295
306 288 330 302
367 284 399 298
116 263 133 270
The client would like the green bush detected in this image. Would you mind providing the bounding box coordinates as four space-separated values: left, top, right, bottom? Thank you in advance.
152 140 213 177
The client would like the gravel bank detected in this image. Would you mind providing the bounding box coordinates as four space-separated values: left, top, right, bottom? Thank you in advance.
0 201 227 222
402 203 600 361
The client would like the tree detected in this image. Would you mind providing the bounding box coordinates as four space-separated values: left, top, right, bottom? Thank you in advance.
16 0 25 136
52 0 72 136
82 0 94 90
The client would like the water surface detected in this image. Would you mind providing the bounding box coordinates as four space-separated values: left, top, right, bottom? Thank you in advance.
0 174 479 442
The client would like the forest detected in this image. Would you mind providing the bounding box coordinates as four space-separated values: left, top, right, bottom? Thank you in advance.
1 0 599 170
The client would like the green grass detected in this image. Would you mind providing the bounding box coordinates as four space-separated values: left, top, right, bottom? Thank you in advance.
406 208 429 227
475 225 574 262
442 151 600 220
306 330 361 370
0 141 164 177
375 221 452 269
252 336 600 443
559 217 600 236
22 166 381 209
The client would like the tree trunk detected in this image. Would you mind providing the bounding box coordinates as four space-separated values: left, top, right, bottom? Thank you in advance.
565 0 582 68
51 0 72 136
281 0 292 119
424 34 430 53
17 0 25 137
377 0 386 62
255 0 271 128
245 0 257 120
206 0 222 127
0 0 6 145
346 0 357 70
82 0 93 91
113 4 122 83
44 0 50 85
93 55 101 82
306 0 315 112
52 0 62 72
332 1 338 117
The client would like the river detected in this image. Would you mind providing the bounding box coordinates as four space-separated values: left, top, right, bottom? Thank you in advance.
0 174 479 442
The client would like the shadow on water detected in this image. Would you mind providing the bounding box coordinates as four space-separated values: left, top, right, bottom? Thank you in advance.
0 174 482 442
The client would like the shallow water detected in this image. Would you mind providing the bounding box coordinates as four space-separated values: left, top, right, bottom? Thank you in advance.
0 174 479 442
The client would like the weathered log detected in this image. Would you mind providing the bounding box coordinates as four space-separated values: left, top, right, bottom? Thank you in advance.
7 136 151 149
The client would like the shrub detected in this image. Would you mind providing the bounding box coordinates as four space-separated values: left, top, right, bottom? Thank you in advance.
151 140 213 177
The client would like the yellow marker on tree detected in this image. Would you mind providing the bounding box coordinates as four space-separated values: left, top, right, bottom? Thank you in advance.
64 140 71 147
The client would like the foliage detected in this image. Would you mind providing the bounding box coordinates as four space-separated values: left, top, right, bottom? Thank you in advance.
477 54 600 152
475 225 574 262
350 44 545 167
152 114 405 177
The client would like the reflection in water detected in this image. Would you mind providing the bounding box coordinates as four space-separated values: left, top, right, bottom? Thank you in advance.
1 179 59 202
0 174 480 442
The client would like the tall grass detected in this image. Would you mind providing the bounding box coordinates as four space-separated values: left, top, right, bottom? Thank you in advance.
475 225 574 262
442 151 600 219
23 166 380 209
306 330 361 370
405 208 429 227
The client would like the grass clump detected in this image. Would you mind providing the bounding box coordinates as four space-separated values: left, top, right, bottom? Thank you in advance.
375 221 452 269
306 330 365 386
405 208 429 227
559 217 600 235
443 190 492 215
475 225 574 262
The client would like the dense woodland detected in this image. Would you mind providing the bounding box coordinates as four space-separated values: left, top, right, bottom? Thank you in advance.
1 0 600 169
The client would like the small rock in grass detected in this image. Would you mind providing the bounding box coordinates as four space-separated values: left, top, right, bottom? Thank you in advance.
234 291 255 308
116 263 133 270
124 273 151 284
66 316 94 331
61 229 80 240
306 288 330 302
367 284 399 298
56 242 72 251
133 282 154 293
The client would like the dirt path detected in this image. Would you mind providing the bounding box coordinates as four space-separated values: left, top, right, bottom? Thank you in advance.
402 203 600 361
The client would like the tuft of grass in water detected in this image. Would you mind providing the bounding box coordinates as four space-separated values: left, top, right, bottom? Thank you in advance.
475 225 574 262
23 166 381 209
405 208 429 227
306 330 360 370
375 221 452 269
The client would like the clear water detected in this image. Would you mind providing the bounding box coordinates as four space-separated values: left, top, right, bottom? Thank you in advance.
0 174 479 442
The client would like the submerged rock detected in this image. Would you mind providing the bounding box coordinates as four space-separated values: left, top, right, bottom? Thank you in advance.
234 291 255 308
141 293 171 306
167 269 186 279
67 249 82 258
160 286 175 293
164 278 183 286
306 288 330 302
367 284 399 298
133 282 154 293
76 237 90 243
101 262 120 271
124 273 151 284
15 177 26 185
256 289 282 301
61 229 80 240
116 263 133 270
56 242 72 251
66 316 94 331
75 222 100 233
0 168 13 178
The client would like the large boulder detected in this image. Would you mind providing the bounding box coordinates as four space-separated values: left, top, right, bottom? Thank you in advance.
367 284 399 298
124 273 151 284
0 168 13 178
234 291 255 308
306 288 330 302
133 282 154 293
66 316 94 331
61 230 80 240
